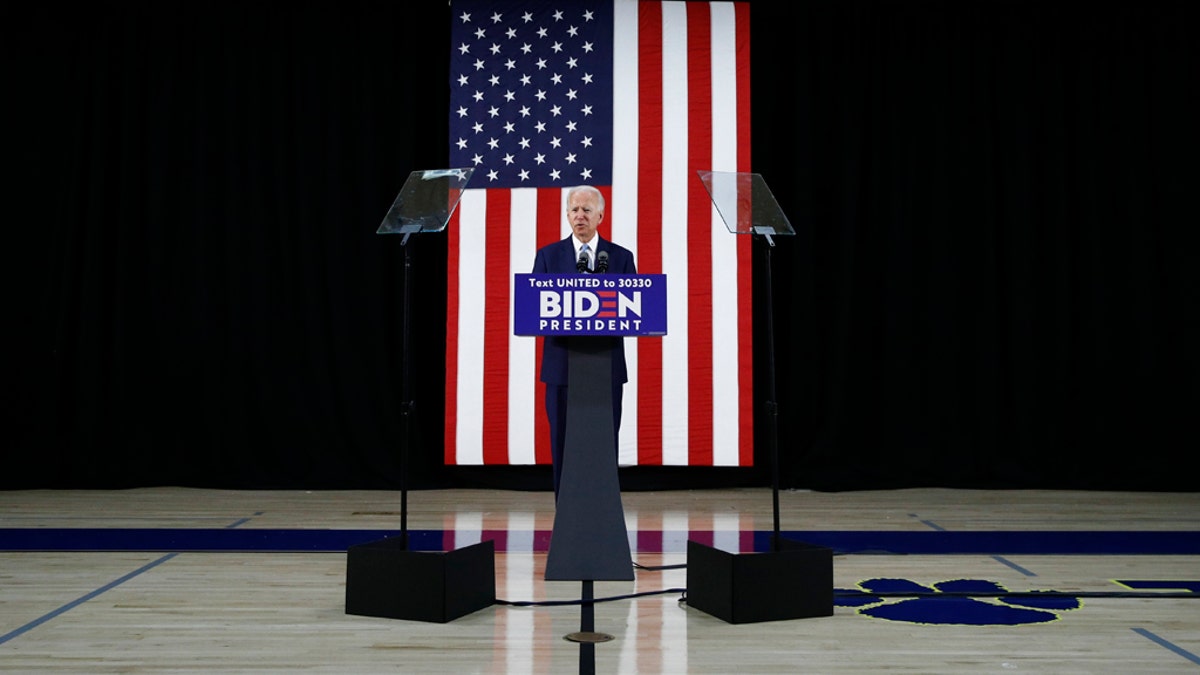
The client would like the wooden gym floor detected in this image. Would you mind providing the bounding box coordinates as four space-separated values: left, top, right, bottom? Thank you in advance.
2 487 1198 673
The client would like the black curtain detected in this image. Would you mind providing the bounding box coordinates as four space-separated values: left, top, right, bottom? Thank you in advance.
761 1 1198 491
10 1 453 488
8 1 1197 491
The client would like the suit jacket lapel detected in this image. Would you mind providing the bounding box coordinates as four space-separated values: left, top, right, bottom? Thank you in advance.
559 237 576 271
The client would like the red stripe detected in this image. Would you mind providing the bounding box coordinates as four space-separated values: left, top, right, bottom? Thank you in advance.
444 208 462 464
534 187 562 465
481 191 512 464
687 4 715 466
597 185 614 241
734 2 754 466
636 1 665 465
534 333 549 465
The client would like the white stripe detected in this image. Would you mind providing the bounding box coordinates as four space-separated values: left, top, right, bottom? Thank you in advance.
660 1 691 465
506 509 538 553
505 509 538 675
618 594 641 673
612 0 640 465
504 511 538 673
453 511 484 546
661 571 688 672
713 510 742 553
507 599 535 672
455 190 489 465
663 509 689 537
624 510 640 553
508 189 540 463
709 5 742 466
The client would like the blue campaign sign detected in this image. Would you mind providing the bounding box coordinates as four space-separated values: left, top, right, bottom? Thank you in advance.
514 274 668 336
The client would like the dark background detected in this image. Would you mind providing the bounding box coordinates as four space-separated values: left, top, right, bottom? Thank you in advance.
8 1 1197 491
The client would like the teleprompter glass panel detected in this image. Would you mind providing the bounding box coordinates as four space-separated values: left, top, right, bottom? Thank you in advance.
697 170 795 238
377 168 474 235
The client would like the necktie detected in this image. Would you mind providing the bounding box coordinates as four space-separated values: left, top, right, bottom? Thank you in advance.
580 243 591 271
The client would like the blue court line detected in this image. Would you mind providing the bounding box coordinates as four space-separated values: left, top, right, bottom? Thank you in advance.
991 556 1038 577
1132 628 1200 666
0 516 262 645
0 554 178 645
0 516 257 523
2 529 1199 554
914 518 1037 576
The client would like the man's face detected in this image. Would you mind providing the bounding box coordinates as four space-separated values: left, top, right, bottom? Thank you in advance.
567 191 603 243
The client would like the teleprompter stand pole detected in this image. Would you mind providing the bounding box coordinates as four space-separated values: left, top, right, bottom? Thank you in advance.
687 169 833 624
397 233 415 547
760 233 783 552
345 168 494 624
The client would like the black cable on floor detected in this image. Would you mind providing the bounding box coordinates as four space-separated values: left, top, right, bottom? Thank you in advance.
496 587 687 607
840 591 1200 599
495 562 1199 607
496 588 1197 607
632 561 687 571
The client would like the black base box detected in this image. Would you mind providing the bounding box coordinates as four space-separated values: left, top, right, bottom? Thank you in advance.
686 538 833 624
345 538 495 623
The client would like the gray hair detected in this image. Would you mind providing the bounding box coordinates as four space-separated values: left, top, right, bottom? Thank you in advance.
567 185 605 213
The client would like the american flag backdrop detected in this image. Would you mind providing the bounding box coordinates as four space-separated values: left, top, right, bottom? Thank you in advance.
444 0 752 467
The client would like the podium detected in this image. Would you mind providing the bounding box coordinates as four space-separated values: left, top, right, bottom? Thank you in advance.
688 170 834 623
345 168 496 623
514 272 666 646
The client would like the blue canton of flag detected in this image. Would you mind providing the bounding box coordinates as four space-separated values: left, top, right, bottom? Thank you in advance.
450 1 615 188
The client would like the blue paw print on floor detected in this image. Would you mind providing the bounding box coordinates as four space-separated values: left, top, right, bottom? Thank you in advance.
836 578 1082 625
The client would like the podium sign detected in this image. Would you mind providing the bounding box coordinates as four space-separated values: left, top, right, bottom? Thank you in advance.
513 273 667 336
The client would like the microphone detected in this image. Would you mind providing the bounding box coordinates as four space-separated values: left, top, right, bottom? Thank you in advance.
596 250 609 273
577 249 589 273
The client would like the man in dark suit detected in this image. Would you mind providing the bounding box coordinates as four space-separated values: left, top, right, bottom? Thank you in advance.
532 185 637 496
